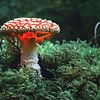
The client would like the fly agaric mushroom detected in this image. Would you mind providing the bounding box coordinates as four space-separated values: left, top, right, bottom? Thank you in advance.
0 18 60 77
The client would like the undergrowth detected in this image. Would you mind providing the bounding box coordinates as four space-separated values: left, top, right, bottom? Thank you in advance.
0 39 100 100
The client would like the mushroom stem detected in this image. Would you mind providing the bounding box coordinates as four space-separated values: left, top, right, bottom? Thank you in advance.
21 38 42 77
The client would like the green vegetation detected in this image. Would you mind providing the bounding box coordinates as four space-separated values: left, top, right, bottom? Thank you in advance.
0 40 100 100
1 0 100 41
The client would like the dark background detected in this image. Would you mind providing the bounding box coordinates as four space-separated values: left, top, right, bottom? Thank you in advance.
0 0 100 42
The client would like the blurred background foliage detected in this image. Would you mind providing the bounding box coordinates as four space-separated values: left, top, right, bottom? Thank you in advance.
0 0 100 42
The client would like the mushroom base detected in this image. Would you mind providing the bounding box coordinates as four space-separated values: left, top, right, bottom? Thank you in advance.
20 39 42 77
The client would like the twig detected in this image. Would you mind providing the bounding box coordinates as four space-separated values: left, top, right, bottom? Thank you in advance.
94 22 100 46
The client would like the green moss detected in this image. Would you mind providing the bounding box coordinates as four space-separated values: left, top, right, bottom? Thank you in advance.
0 40 100 100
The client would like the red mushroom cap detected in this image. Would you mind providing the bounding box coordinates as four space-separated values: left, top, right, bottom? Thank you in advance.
0 18 60 43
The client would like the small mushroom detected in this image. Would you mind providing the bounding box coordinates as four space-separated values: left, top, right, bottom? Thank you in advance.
0 18 60 77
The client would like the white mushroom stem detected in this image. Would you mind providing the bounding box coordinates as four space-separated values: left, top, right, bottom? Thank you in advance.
20 38 42 77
